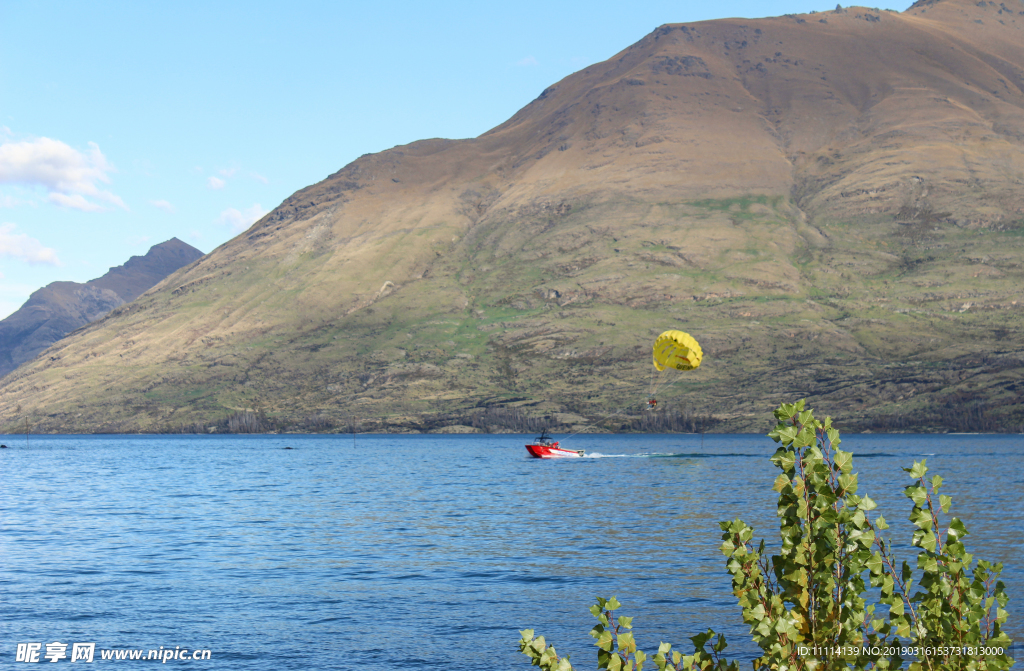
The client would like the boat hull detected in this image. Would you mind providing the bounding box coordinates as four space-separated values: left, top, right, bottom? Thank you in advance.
525 442 584 459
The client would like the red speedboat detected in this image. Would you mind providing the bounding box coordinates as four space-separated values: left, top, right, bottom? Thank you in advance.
525 430 584 459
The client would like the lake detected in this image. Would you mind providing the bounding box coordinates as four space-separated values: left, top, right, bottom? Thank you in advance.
1 433 1020 668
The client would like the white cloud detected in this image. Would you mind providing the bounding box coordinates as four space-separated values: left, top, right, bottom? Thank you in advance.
188 229 204 243
0 222 61 265
150 199 175 213
516 56 539 66
48 192 106 212
216 204 268 233
0 136 127 212
250 172 268 184
218 167 237 178
207 176 226 190
128 235 151 246
0 194 21 208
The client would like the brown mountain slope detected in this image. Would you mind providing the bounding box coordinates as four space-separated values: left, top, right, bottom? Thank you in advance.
2 1 1023 434
0 239 204 380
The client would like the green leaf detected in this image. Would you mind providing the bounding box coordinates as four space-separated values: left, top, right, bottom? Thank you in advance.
909 507 933 530
834 449 853 474
947 517 969 542
881 574 895 597
939 494 952 513
913 528 937 552
904 484 929 507
618 631 635 653
774 450 796 472
618 616 633 630
904 460 928 480
713 634 727 653
918 553 938 572
793 424 815 448
606 596 621 611
774 401 800 421
930 474 943 491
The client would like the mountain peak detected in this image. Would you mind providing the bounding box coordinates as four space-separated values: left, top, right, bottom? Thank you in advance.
0 239 204 380
89 239 204 301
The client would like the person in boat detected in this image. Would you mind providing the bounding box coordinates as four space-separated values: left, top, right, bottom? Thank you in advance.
534 429 554 446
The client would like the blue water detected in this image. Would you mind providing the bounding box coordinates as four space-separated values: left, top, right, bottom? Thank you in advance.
1 433 1020 668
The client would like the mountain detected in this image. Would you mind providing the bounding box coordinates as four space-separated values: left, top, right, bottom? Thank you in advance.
0 239 204 380
1 0 1023 434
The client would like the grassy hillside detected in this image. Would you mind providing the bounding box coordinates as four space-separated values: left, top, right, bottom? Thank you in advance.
3 195 1020 434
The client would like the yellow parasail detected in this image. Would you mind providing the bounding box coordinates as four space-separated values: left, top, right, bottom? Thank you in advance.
652 330 703 372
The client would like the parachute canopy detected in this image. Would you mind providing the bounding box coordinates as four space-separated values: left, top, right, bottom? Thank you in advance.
652 330 703 372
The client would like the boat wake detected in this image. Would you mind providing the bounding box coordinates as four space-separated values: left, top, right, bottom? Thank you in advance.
584 452 756 459
584 452 695 459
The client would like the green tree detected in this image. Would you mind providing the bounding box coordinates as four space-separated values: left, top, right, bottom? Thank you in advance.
519 400 1013 671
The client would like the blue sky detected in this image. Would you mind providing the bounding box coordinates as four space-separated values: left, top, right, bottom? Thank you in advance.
0 0 914 319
